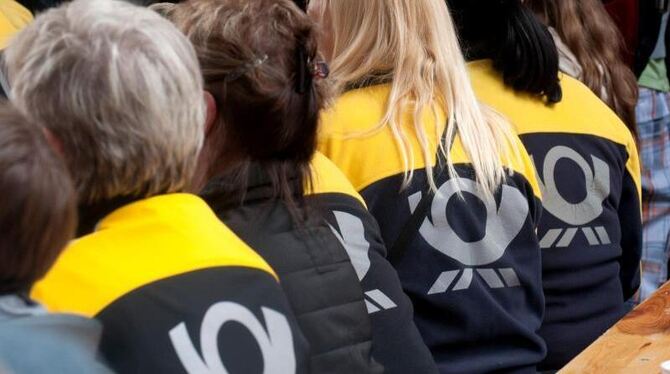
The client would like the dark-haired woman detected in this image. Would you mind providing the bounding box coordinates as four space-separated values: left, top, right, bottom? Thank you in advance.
155 0 435 373
448 0 642 369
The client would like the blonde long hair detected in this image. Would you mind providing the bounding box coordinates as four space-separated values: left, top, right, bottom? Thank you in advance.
316 0 519 195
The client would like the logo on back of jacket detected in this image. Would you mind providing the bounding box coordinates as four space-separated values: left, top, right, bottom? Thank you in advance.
531 145 612 249
409 176 529 294
170 302 296 374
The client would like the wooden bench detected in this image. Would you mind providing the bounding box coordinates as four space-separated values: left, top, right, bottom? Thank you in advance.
561 281 670 373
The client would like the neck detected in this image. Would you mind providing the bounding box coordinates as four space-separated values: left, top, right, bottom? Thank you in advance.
76 195 140 237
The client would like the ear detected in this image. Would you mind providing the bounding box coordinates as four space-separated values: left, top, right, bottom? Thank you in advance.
203 90 218 137
42 128 65 157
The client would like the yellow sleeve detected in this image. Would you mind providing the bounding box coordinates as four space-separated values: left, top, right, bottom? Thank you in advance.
308 152 367 207
0 0 32 49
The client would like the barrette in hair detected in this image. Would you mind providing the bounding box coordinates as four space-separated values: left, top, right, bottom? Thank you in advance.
310 60 329 79
221 54 269 83
295 44 329 94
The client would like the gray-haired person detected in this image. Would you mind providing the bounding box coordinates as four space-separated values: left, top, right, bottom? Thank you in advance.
4 0 309 372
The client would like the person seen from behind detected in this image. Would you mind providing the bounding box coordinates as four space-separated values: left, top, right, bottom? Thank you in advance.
448 0 642 369
153 0 435 372
628 5 670 302
4 0 309 372
0 102 110 374
310 0 547 372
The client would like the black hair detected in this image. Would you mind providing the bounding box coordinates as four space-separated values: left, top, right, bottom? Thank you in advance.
292 0 307 11
17 0 65 13
448 0 562 103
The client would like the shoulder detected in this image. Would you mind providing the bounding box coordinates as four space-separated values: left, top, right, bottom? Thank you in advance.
32 194 277 317
468 60 635 150
320 84 391 135
446 133 542 200
0 314 111 374
0 0 32 48
308 152 367 207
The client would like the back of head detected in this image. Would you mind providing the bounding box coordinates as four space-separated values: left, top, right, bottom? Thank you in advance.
157 0 328 206
0 102 76 295
315 0 519 195
448 0 562 104
4 0 205 205
525 0 638 135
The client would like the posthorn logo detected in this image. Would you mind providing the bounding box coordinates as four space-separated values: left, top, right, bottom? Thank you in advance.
169 302 296 374
409 177 528 294
533 146 611 249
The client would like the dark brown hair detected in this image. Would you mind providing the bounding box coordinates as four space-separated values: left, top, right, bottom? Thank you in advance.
448 0 562 104
526 0 639 136
157 0 329 212
0 102 77 294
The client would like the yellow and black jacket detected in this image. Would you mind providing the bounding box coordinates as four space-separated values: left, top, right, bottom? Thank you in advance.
0 0 31 49
0 0 32 98
201 153 436 374
469 60 643 370
32 193 310 373
319 85 546 374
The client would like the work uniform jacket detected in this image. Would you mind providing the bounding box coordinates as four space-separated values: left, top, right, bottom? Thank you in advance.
319 85 547 374
32 193 309 373
469 59 643 370
201 153 436 374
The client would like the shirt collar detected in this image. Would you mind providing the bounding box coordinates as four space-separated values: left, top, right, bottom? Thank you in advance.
0 294 45 321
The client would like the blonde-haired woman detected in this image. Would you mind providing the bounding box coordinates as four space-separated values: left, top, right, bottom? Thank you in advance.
310 0 547 372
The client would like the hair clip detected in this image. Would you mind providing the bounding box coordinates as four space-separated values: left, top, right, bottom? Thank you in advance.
310 60 329 79
223 54 269 83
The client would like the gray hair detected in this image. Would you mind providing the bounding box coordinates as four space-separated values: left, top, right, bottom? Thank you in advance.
4 0 205 204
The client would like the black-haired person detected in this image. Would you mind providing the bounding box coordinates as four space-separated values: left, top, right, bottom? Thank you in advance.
0 103 110 374
6 0 309 372
155 0 436 372
448 0 642 369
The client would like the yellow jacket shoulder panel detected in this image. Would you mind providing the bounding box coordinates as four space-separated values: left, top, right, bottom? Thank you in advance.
0 0 31 49
32 194 276 317
468 60 640 202
308 152 367 206
319 84 541 198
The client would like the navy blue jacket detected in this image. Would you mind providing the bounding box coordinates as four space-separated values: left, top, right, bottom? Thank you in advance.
470 60 642 370
320 84 547 374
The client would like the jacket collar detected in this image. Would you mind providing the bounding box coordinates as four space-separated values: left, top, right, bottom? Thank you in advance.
77 193 210 237
201 163 301 211
76 195 139 237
